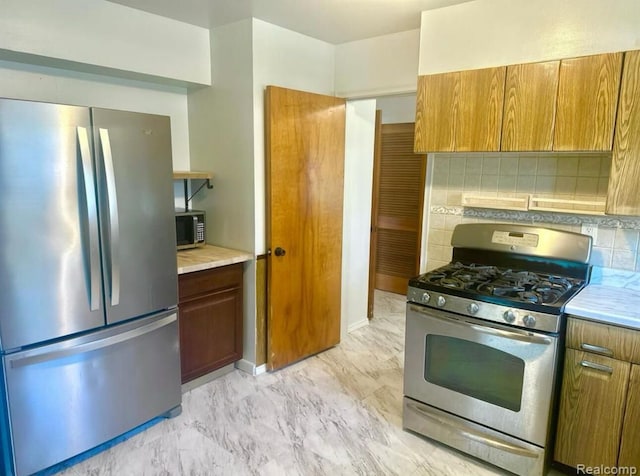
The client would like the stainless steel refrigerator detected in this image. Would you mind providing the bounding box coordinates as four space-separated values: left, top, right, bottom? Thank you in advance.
0 98 181 476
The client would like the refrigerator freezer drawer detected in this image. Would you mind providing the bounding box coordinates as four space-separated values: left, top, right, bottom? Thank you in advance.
2 311 181 476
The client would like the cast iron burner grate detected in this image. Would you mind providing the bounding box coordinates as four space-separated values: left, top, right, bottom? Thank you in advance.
417 262 580 306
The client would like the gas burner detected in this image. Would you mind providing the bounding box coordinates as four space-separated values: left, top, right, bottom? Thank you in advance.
440 278 467 289
501 270 539 287
518 291 541 304
420 262 499 288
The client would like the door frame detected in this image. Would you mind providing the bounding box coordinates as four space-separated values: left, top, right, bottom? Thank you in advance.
367 110 383 318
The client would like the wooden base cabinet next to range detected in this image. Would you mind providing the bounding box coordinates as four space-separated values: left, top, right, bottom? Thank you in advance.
178 264 243 383
555 317 640 469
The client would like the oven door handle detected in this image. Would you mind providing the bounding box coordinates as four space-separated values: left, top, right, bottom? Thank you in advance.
409 305 553 345
408 401 541 458
468 323 553 345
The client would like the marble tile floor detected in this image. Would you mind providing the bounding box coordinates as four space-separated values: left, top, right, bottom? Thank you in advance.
55 291 562 476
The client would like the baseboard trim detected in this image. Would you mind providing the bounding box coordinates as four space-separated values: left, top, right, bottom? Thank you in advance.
348 318 369 333
235 359 268 376
181 363 235 393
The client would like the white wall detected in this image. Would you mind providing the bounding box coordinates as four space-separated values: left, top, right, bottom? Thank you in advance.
252 19 336 256
419 0 640 74
0 59 191 171
0 0 210 86
335 29 420 98
188 19 257 363
375 94 417 124
341 99 377 337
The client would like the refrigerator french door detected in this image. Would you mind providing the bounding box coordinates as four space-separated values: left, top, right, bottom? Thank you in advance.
0 98 181 476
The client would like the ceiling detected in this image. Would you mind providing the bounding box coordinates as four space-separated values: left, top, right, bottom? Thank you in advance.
106 0 473 44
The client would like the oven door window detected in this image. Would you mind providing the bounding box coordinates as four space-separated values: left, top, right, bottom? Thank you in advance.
424 334 525 412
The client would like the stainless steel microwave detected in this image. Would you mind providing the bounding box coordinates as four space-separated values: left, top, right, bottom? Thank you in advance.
175 209 206 250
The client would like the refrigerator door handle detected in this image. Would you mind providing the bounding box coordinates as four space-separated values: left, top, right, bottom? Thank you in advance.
77 126 101 311
99 128 120 306
9 313 177 368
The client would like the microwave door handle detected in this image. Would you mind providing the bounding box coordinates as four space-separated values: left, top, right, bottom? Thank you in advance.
77 127 101 311
192 216 198 243
99 128 120 306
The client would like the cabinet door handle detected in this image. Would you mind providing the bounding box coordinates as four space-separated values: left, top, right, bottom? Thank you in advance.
580 360 613 374
580 343 613 356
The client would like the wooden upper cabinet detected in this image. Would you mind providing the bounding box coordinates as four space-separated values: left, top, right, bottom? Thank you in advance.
501 61 559 151
554 52 623 151
415 73 456 152
456 67 505 151
607 50 640 216
414 67 505 152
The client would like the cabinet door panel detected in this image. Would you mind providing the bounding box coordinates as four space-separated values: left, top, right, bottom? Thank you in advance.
178 265 244 383
501 61 559 151
414 73 457 152
554 53 622 151
619 364 640 467
456 67 505 151
607 50 640 215
179 287 243 383
555 349 630 468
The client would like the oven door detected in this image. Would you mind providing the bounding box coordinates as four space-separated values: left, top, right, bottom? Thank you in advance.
404 303 559 447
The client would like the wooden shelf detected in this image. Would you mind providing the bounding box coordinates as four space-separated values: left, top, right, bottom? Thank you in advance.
529 196 606 215
461 193 529 211
173 170 214 211
173 170 213 180
461 193 606 216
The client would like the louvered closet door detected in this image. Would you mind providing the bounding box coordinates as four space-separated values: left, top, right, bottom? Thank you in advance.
371 122 426 295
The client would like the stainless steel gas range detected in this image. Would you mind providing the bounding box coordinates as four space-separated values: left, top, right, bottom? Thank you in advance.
403 223 592 476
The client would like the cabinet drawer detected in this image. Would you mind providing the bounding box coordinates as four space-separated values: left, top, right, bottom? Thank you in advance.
567 317 640 363
178 263 243 301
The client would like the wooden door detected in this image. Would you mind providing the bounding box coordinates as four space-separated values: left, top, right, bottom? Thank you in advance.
619 364 640 467
555 349 630 468
607 50 640 215
265 86 346 370
501 61 559 151
554 52 622 151
370 122 426 298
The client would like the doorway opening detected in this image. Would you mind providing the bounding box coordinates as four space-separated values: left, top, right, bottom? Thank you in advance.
367 94 427 318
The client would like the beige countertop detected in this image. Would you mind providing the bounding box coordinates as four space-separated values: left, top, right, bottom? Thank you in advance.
177 244 253 275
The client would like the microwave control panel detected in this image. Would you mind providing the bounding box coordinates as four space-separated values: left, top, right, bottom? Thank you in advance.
196 221 205 243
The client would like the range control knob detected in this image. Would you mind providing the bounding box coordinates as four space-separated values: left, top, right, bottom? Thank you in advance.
467 303 479 315
503 310 516 323
523 315 537 328
421 292 431 304
436 296 446 307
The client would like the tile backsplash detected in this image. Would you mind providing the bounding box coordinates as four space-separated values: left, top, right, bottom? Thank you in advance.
426 152 640 273
430 152 610 208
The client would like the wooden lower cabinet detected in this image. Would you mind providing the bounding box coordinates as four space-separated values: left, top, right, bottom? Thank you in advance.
556 317 640 471
178 263 243 383
619 364 640 467
554 349 630 467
